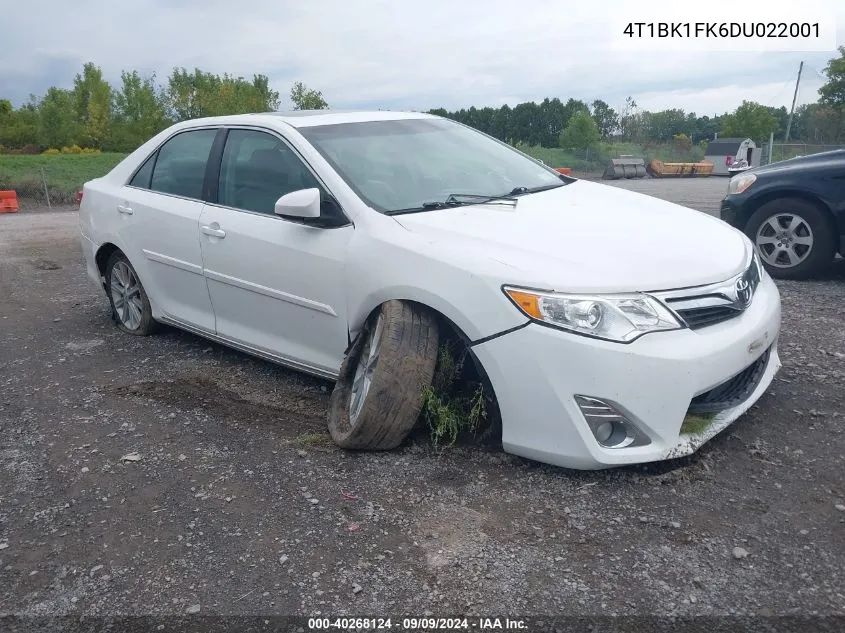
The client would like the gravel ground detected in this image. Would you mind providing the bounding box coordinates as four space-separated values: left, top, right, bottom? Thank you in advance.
1 180 844 623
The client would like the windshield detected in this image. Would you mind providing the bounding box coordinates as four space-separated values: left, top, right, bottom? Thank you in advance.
298 118 567 213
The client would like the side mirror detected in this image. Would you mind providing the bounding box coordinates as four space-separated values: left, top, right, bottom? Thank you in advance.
274 188 321 219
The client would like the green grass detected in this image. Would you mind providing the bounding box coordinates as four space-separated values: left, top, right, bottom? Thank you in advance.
680 413 716 436
0 153 127 203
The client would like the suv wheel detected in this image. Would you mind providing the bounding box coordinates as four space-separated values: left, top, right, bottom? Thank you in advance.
745 198 835 280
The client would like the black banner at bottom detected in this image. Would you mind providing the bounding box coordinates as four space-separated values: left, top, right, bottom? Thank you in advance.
0 615 843 633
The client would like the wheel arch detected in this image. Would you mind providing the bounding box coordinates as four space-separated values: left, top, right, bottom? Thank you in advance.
95 242 123 280
351 296 504 438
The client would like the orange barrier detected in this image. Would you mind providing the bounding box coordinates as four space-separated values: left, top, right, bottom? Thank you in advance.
0 190 19 213
555 167 573 176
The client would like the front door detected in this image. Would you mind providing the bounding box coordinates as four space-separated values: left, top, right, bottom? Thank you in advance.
198 128 353 376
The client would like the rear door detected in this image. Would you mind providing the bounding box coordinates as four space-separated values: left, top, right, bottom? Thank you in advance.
197 127 353 376
117 128 219 332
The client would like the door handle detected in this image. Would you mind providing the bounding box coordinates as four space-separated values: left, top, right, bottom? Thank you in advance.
117 204 134 215
201 225 226 238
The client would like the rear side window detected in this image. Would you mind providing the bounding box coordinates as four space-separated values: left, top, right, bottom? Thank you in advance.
147 129 217 200
217 129 320 214
129 153 155 189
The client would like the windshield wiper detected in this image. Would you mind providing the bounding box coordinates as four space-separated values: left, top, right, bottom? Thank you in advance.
385 192 518 216
444 193 518 206
506 182 567 197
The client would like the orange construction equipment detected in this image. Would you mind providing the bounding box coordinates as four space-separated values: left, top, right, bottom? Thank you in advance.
0 190 19 213
555 167 573 176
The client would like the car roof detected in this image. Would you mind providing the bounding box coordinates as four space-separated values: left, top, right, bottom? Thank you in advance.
177 110 439 130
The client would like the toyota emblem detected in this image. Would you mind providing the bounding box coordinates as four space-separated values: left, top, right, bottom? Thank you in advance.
735 278 752 307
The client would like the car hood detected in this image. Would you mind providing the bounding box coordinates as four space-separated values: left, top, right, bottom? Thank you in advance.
392 179 750 293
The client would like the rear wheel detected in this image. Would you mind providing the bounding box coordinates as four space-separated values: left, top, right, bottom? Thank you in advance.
328 300 439 450
104 252 157 336
745 198 835 280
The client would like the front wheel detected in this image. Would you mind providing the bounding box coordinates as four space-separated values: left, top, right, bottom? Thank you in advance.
104 251 158 336
745 198 836 280
327 300 439 450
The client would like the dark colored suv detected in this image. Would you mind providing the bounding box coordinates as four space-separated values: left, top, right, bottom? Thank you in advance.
720 149 845 280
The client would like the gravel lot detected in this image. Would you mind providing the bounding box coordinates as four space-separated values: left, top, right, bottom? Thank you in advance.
1 177 844 624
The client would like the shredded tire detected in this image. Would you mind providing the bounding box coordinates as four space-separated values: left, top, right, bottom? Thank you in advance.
328 300 439 450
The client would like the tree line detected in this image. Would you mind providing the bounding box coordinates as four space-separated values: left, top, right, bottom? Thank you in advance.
0 64 328 153
1 46 843 154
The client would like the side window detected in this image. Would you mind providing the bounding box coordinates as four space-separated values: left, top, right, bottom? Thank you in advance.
149 129 217 200
217 129 320 214
129 153 155 189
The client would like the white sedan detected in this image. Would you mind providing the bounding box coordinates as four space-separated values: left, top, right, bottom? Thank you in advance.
78 110 782 469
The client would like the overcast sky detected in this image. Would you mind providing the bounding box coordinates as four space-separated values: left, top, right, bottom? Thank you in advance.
2 0 842 117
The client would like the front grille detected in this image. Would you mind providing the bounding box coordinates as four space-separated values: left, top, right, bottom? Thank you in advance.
653 253 761 331
674 305 742 329
687 346 771 414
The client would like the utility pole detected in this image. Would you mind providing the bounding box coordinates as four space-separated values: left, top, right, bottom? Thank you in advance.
784 61 803 143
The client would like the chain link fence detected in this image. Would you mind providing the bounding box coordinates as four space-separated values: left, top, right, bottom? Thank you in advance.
0 167 76 209
760 143 845 166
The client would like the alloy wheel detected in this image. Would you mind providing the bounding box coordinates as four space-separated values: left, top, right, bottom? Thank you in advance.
755 213 814 268
348 314 384 426
110 261 144 331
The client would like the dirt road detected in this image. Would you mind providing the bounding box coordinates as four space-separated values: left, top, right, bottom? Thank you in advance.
1 194 844 621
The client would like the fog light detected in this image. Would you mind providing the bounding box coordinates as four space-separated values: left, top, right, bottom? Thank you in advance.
595 420 614 444
574 395 651 449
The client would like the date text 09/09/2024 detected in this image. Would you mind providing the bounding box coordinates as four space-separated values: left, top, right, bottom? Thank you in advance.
622 22 820 39
307 617 527 630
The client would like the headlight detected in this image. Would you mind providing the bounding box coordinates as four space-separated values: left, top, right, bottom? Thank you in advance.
728 172 756 195
752 247 765 280
504 287 682 343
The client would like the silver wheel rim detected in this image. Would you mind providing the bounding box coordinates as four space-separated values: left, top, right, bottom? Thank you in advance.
110 261 143 330
348 315 384 426
755 213 814 269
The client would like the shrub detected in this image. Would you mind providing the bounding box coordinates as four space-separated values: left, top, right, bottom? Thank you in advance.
81 147 101 154
21 144 40 155
673 133 692 152
42 148 60 155
60 144 83 154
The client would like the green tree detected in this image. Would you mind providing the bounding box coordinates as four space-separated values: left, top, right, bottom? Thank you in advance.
647 109 689 141
721 100 780 142
72 62 113 147
559 110 600 151
591 99 618 138
0 99 38 148
290 81 328 110
110 71 172 151
0 99 11 117
165 68 280 121
819 46 845 108
38 88 80 148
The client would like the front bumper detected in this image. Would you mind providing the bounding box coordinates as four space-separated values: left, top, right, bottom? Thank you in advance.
719 196 744 228
473 274 782 469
